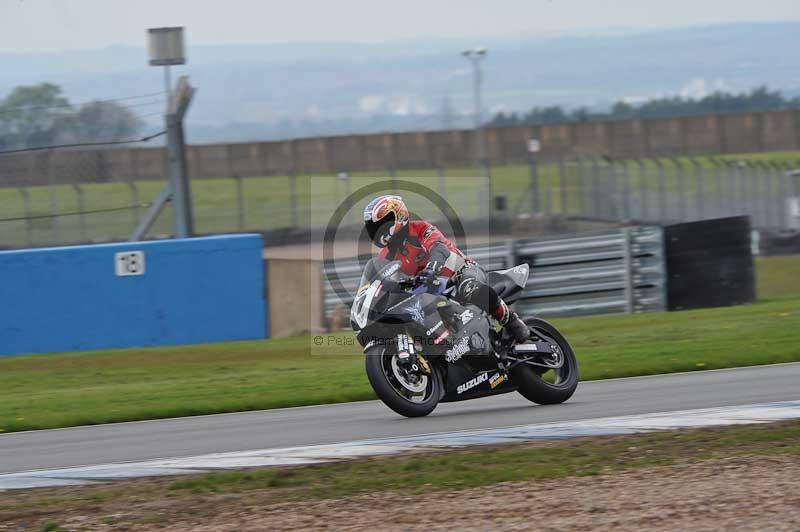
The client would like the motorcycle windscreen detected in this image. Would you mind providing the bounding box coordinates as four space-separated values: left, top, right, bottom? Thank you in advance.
357 258 405 287
351 258 407 328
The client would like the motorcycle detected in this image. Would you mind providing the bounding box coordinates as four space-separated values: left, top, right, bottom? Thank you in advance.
351 257 579 417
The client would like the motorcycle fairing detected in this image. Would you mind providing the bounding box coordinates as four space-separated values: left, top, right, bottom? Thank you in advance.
486 263 529 304
440 365 517 402
352 257 522 404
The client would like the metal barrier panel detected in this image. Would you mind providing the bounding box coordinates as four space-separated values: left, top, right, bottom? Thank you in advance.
516 231 629 317
0 234 267 356
323 228 666 324
628 226 667 313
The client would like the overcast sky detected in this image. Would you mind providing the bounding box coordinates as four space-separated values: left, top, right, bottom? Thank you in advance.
1 0 798 53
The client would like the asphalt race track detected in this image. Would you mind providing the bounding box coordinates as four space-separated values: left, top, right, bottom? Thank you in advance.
1 363 799 475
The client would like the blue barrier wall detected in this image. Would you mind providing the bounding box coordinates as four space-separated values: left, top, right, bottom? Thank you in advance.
0 234 267 356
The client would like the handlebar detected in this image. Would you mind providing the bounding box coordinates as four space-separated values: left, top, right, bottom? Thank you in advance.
397 278 418 290
399 276 443 295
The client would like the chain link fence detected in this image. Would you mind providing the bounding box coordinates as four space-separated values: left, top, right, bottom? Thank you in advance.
516 156 800 230
0 154 798 249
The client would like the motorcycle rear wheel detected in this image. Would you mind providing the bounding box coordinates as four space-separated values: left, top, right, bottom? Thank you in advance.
365 345 441 417
510 318 579 405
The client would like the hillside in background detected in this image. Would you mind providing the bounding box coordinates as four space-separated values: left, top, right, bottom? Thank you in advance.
1 22 798 143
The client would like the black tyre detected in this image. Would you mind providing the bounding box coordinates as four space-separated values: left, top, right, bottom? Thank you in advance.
365 345 441 417
510 318 579 405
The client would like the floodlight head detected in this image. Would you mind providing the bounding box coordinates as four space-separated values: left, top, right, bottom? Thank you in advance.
148 27 186 66
462 48 487 59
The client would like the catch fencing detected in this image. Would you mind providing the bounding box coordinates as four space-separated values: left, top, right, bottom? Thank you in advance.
521 157 800 231
322 227 665 326
1 155 798 250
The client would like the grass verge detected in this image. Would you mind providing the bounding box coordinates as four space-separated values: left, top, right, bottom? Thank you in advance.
162 420 800 498
756 254 800 301
1 420 799 529
0 292 798 433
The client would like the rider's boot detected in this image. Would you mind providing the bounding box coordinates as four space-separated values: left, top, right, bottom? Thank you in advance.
495 300 529 344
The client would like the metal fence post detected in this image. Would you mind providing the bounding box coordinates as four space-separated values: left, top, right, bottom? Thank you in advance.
557 158 567 215
655 158 667 223
543 170 552 217
757 161 769 225
48 167 59 244
724 161 736 217
766 161 778 229
709 157 724 218
619 160 631 221
483 155 495 222
529 153 539 215
670 157 686 222
578 156 589 218
606 158 617 220
794 160 800 197
166 76 196 238
784 161 799 230
633 158 646 222
18 188 33 247
690 158 704 221
591 157 602 218
127 181 140 230
757 161 768 227
772 161 787 229
338 171 353 225
289 172 298 228
72 184 86 242
505 238 515 270
743 162 755 220
234 175 245 231
733 161 746 215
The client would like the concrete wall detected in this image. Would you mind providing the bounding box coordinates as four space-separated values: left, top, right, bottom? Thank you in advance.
2 110 799 186
266 258 323 338
0 234 266 356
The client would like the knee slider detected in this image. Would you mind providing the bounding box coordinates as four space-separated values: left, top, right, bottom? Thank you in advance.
457 279 499 311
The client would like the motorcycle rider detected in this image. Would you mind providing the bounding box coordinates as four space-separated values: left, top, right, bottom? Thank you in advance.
363 194 530 344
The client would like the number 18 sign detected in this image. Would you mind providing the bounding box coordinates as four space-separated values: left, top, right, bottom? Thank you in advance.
115 251 146 276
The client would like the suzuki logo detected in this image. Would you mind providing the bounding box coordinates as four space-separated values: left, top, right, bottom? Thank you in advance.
457 372 489 394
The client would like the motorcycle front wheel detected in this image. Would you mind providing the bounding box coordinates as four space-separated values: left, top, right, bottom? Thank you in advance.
510 317 579 405
365 345 442 417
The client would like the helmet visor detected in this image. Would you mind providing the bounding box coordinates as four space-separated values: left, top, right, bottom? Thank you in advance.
364 214 395 247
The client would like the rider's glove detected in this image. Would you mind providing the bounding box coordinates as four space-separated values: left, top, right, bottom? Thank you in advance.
416 261 442 293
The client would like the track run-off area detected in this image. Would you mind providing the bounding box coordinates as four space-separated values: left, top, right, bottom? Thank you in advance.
0 362 798 489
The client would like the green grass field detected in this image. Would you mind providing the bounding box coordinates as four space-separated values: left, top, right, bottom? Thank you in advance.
1 150 797 248
756 254 800 300
0 252 798 433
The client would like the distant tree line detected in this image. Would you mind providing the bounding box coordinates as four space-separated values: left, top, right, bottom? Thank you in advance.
0 83 144 151
488 86 800 127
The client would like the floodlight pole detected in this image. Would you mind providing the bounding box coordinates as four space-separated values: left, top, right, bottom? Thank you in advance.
128 76 196 241
131 27 193 241
164 65 173 108
462 48 490 218
167 76 195 237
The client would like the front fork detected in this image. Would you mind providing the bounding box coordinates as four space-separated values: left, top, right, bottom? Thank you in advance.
396 333 431 375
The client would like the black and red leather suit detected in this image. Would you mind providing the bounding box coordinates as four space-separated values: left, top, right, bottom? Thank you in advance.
379 220 512 324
